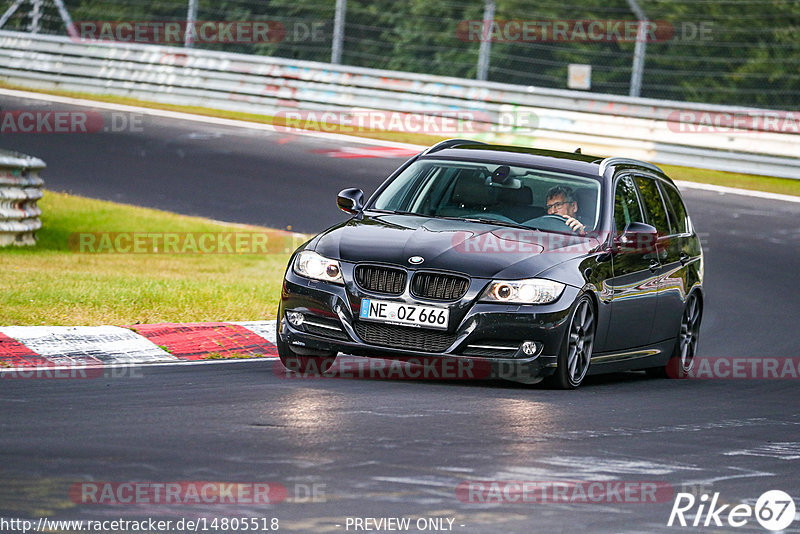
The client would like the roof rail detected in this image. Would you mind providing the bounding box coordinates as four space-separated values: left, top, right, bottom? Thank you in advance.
598 157 664 176
423 138 487 155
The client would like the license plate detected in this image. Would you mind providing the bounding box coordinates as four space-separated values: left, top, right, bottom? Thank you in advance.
359 299 449 330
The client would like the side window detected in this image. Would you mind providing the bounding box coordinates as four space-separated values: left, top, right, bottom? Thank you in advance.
633 176 670 236
659 182 689 234
613 176 644 234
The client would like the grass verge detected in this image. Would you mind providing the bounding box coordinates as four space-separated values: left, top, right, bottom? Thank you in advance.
660 164 800 197
0 191 299 326
3 81 798 197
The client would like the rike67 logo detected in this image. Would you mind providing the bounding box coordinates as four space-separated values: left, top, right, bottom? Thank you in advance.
668 490 795 531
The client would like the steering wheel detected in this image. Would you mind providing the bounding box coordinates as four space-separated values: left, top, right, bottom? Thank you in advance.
525 214 581 233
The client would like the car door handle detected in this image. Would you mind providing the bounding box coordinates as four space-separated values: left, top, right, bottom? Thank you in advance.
649 260 660 273
679 252 690 265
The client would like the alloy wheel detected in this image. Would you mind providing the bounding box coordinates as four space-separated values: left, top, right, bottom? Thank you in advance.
677 293 701 374
566 297 595 387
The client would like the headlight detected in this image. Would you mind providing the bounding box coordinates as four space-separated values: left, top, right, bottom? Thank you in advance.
293 251 344 284
480 278 565 304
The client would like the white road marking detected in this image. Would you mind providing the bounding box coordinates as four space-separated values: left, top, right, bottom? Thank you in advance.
723 442 800 460
0 325 176 365
537 456 699 476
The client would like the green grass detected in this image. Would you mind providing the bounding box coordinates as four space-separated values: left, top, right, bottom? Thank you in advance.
660 164 800 197
0 191 301 326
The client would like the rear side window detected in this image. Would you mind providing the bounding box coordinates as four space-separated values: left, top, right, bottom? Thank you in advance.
613 177 644 234
633 176 670 236
659 181 689 234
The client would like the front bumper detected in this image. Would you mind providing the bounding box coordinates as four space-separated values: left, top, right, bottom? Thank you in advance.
279 267 581 382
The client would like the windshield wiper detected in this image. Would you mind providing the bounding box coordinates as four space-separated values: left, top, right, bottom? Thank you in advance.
368 211 531 230
437 216 533 230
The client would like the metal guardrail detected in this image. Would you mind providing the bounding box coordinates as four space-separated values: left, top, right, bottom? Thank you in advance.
0 149 45 246
0 30 798 179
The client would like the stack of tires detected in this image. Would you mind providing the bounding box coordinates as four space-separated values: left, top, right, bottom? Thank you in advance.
0 150 45 247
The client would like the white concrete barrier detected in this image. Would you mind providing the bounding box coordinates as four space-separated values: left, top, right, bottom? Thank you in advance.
1 30 798 178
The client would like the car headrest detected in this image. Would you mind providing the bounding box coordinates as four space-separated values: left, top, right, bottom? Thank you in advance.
451 170 492 208
496 185 533 206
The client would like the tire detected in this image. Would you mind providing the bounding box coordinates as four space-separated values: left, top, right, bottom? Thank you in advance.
545 295 595 389
276 316 337 376
646 292 702 379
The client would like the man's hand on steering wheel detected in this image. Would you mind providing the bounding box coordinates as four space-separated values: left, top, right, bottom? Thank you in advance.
559 215 586 235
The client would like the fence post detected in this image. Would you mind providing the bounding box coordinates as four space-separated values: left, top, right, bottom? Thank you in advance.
185 0 198 48
331 0 347 64
626 0 647 98
476 0 495 81
28 0 41 33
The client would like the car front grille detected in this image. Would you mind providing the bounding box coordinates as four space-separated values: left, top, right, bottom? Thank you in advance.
411 272 470 301
354 265 407 295
354 321 456 353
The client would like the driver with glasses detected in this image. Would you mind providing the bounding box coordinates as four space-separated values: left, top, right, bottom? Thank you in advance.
546 185 586 235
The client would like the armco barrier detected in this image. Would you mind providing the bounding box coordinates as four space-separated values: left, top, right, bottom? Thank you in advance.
0 30 798 178
0 149 45 246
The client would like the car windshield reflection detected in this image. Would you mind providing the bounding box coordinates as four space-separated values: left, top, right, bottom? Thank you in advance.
370 159 602 235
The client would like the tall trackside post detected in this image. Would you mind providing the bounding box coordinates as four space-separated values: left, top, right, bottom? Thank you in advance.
331 0 347 64
185 0 198 48
28 0 41 33
626 0 648 98
476 0 495 81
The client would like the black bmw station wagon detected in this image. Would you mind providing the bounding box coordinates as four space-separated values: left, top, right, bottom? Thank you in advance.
277 140 703 388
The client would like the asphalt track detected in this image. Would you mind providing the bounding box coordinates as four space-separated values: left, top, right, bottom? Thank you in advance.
1 94 800 533
0 93 405 232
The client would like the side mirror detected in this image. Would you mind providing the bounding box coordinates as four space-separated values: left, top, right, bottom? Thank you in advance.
337 188 364 215
616 222 658 253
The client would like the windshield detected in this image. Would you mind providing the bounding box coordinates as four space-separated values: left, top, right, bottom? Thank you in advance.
370 158 602 233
